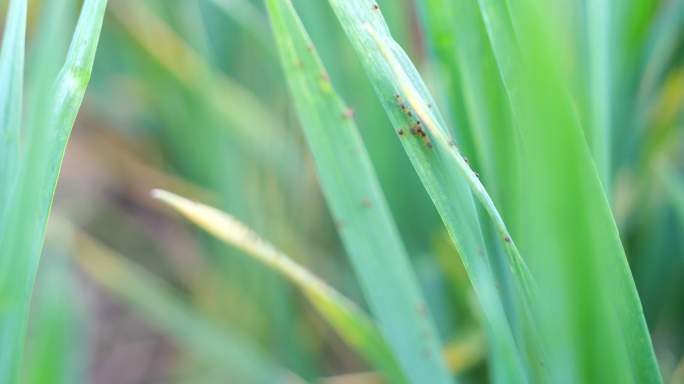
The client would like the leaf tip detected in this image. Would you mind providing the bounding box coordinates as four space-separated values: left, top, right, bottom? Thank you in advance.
150 188 185 210
150 188 171 201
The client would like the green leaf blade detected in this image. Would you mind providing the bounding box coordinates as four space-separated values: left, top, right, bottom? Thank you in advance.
0 0 27 220
152 189 404 382
0 0 108 381
323 1 534 382
475 0 661 381
265 1 454 383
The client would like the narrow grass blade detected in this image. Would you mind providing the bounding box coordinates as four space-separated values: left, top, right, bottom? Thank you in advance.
72 230 301 384
369 21 542 381
0 0 27 219
25 0 76 128
264 1 452 382
419 0 519 223
23 234 85 384
583 0 612 188
417 7 537 370
475 0 661 381
0 0 108 381
324 1 535 381
152 189 405 383
363 10 535 304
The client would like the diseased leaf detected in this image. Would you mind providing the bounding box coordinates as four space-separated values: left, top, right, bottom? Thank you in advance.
323 0 535 381
264 1 453 382
153 189 404 383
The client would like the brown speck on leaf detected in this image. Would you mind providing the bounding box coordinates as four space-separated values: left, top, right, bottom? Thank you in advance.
428 103 433 108
320 72 329 82
504 236 511 243
361 198 372 208
398 129 405 136
372 4 380 11
448 139 456 147
342 108 354 119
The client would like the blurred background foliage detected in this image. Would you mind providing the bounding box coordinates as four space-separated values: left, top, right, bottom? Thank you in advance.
1 0 683 382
